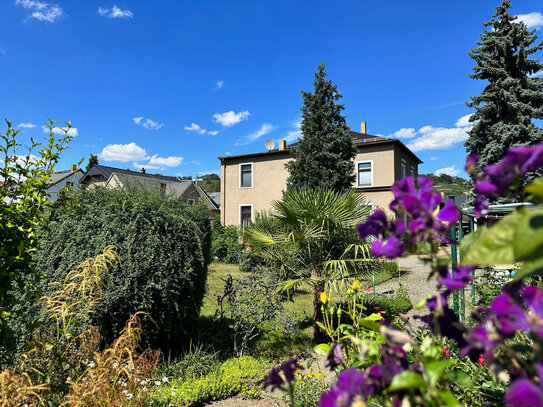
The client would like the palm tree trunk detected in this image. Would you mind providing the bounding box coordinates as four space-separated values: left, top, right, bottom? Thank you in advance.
312 266 328 343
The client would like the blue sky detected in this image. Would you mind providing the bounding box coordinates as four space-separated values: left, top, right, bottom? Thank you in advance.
1 1 542 178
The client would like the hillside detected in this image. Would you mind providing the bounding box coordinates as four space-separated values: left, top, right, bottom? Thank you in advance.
420 173 471 196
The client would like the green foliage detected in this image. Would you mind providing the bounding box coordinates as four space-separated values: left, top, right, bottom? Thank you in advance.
148 356 271 406
85 154 98 172
364 287 413 317
465 0 543 173
34 186 211 355
214 268 294 356
198 173 220 193
291 367 329 407
211 224 243 263
153 344 220 382
285 62 357 192
420 173 470 196
0 119 75 366
473 267 512 307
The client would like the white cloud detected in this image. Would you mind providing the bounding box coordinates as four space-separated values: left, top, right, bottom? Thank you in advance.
133 117 164 130
214 80 224 90
235 123 275 146
184 123 206 135
284 120 302 143
529 70 543 78
100 142 149 162
388 115 475 152
18 123 36 128
212 110 250 127
434 166 460 177
516 12 543 29
148 154 183 167
390 128 416 139
455 114 473 127
133 162 160 170
15 0 63 23
98 5 133 19
42 125 78 137
184 123 219 135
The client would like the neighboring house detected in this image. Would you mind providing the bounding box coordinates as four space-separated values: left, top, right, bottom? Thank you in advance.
46 165 83 201
209 192 221 210
218 122 422 226
80 164 219 211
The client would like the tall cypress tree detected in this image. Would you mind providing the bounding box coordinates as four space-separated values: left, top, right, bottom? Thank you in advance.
465 0 543 170
286 63 357 192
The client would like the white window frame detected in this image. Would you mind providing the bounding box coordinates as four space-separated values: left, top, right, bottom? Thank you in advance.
356 160 373 188
239 162 254 189
239 204 254 226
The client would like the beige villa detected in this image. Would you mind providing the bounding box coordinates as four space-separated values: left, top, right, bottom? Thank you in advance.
218 122 422 226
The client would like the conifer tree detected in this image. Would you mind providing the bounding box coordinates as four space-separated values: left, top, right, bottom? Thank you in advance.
465 0 543 170
286 63 357 191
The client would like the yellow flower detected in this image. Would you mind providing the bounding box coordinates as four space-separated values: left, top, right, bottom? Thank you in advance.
320 292 328 304
352 279 360 291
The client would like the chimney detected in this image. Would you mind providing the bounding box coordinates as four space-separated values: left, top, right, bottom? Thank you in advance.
360 121 367 134
70 164 76 172
141 167 146 174
278 139 287 151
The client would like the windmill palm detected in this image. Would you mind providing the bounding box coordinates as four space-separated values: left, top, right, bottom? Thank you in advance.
243 187 372 342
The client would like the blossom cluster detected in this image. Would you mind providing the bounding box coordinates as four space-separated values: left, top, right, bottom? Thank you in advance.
466 142 543 216
357 176 460 258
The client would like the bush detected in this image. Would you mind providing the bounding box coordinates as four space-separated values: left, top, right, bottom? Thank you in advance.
148 356 271 406
364 286 412 317
34 187 211 355
211 224 243 263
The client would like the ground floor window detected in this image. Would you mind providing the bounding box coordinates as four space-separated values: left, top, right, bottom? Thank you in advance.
240 205 252 227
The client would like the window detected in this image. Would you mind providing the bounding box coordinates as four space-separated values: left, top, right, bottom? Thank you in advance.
240 205 252 227
160 182 167 195
239 163 253 188
187 198 195 206
356 161 373 187
409 167 415 177
401 162 407 179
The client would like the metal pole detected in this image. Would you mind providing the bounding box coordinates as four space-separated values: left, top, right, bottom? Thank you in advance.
450 224 459 316
458 218 465 321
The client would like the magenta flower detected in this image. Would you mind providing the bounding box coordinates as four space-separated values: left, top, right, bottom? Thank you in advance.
371 236 404 259
319 368 369 407
506 364 543 407
324 342 344 370
490 294 528 337
440 265 475 291
357 209 388 239
437 200 461 224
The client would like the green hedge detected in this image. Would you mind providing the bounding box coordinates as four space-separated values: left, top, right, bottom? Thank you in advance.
34 187 211 354
211 224 243 263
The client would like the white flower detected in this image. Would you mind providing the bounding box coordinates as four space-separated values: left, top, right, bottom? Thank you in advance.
87 361 96 368
162 376 169 382
122 389 128 395
112 362 118 369
154 380 161 386
142 386 147 392
126 393 133 400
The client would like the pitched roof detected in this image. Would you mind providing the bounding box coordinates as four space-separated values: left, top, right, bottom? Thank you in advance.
209 192 221 207
81 164 181 184
218 130 423 164
46 170 80 185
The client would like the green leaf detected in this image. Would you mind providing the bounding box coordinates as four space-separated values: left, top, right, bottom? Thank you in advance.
459 226 486 258
313 343 331 356
445 369 471 387
525 177 543 200
438 390 461 407
463 209 543 265
425 359 452 386
514 257 543 280
388 371 427 392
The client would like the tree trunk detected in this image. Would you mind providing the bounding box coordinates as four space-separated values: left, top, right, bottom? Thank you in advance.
312 267 328 344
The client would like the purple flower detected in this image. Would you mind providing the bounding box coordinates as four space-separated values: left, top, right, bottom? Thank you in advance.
324 342 344 370
524 286 543 317
357 210 387 239
437 200 461 224
281 358 298 383
440 265 475 291
371 235 404 259
506 364 543 407
263 368 283 390
319 368 368 407
490 294 528 337
465 154 479 176
460 325 495 362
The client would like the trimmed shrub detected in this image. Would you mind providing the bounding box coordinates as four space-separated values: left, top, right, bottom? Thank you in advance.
148 356 270 405
34 187 211 355
211 224 243 263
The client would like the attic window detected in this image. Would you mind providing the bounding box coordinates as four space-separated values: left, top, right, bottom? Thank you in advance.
187 198 195 206
160 182 166 195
